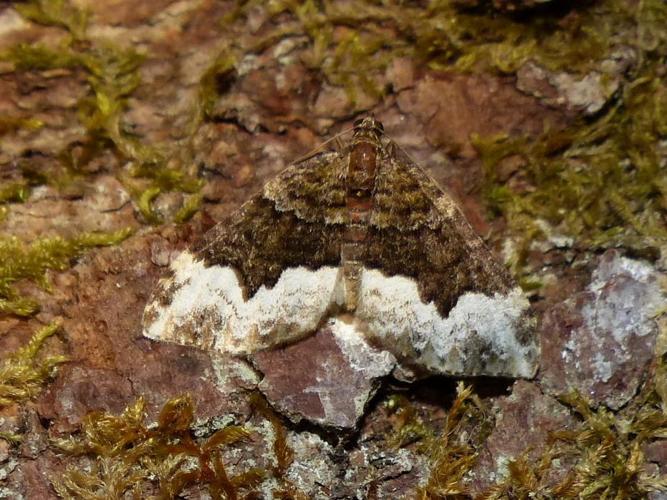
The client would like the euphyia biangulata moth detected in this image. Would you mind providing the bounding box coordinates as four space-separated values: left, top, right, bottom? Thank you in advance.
143 117 538 378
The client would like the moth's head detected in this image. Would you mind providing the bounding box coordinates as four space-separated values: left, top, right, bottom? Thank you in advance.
353 116 384 141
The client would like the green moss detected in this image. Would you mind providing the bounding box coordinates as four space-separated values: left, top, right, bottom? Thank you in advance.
196 51 237 123
387 367 667 499
174 194 204 224
474 68 667 272
0 229 132 316
0 182 31 205
387 383 484 498
0 115 44 136
228 0 658 103
482 384 667 498
14 0 89 41
0 322 67 408
1 43 82 72
4 0 209 225
51 394 303 499
462 0 667 279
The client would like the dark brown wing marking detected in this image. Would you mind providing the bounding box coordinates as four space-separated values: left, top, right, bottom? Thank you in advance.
366 142 513 317
196 151 346 297
263 151 347 224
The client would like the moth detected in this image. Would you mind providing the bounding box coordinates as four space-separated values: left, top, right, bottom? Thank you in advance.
143 117 538 378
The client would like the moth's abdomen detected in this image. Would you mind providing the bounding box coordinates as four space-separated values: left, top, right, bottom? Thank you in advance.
341 119 382 311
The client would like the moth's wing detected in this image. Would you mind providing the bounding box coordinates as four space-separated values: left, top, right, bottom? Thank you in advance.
358 143 538 378
143 151 347 355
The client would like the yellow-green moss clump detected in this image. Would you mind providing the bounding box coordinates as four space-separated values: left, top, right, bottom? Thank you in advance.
475 67 667 274
388 373 667 498
52 393 306 499
0 322 67 442
482 384 667 499
1 0 208 225
386 383 486 498
0 229 131 316
0 322 66 406
471 0 667 278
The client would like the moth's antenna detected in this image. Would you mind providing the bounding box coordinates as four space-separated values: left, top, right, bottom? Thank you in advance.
379 126 459 201
292 124 356 164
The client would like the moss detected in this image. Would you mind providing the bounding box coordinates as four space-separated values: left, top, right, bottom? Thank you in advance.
0 322 67 408
249 392 307 498
481 383 667 498
1 43 82 72
4 0 209 225
174 194 204 224
196 51 237 123
228 0 656 102
481 325 667 498
465 0 667 279
0 182 31 205
474 67 667 270
14 0 89 41
51 394 303 499
387 367 667 499
0 115 44 136
0 229 132 316
387 383 484 498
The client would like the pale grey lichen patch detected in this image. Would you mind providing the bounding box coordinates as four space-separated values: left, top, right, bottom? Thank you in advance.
285 431 336 497
210 353 260 391
516 61 620 115
540 250 666 408
581 253 663 394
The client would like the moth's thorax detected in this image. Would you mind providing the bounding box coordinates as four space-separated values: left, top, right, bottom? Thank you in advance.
347 142 378 195
341 127 381 312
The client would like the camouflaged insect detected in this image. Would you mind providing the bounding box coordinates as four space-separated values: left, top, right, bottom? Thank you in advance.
143 117 538 378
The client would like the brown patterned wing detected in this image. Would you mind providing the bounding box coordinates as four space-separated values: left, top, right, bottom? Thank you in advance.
367 144 513 317
356 139 537 378
196 150 347 296
143 150 347 355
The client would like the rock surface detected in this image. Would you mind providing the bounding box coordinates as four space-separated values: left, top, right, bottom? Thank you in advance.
252 320 396 429
540 250 665 408
0 0 665 497
470 380 575 493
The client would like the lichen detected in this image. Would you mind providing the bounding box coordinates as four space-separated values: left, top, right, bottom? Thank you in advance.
0 229 132 316
0 322 67 408
249 392 307 498
51 394 304 499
